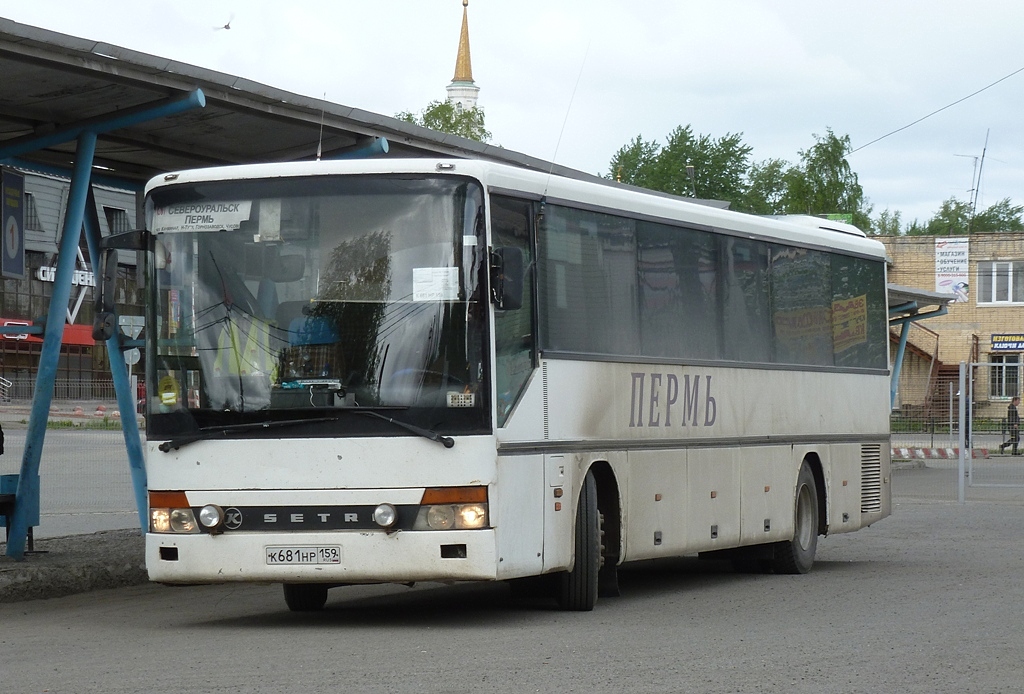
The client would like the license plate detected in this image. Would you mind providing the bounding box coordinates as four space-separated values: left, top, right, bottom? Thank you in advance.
265 546 341 565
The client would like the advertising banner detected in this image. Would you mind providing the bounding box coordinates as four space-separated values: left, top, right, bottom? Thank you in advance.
2 169 25 280
935 237 969 302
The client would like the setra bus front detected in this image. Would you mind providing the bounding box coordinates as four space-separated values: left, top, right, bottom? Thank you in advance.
123 163 521 610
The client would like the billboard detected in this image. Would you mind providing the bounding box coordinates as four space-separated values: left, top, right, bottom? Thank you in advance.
2 169 25 280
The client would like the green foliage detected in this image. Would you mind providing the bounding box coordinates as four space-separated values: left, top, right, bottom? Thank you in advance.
740 158 789 215
972 198 1024 233
608 126 752 203
922 198 974 235
608 135 659 189
396 99 491 143
780 129 871 229
607 124 1023 236
606 125 870 225
898 197 1024 236
872 208 903 236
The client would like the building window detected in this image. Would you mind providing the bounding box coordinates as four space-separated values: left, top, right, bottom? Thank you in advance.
990 354 1020 399
977 261 1024 304
103 206 132 235
24 192 44 232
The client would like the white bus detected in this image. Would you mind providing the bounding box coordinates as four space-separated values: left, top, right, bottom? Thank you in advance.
104 158 891 612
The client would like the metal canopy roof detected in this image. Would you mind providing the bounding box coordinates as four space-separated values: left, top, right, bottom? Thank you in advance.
0 18 601 188
888 283 956 320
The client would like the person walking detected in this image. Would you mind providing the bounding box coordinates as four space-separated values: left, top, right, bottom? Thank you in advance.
1000 396 1020 455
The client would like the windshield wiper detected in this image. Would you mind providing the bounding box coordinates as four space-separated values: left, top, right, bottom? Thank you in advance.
352 409 455 448
158 417 338 452
157 409 455 452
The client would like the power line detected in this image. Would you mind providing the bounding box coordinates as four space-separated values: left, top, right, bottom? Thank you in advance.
849 65 1024 155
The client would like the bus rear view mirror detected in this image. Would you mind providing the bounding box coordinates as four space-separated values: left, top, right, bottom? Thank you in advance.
92 248 119 341
490 247 524 311
92 229 150 341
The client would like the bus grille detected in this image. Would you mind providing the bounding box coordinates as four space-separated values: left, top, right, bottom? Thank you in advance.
861 444 883 513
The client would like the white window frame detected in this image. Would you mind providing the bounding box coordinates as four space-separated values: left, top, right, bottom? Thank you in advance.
990 353 1020 400
977 260 1024 305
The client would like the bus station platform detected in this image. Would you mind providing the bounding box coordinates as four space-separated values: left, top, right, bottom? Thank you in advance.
0 528 146 602
0 397 147 602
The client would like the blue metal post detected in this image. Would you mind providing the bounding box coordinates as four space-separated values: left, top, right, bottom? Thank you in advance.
0 90 206 162
81 189 148 532
889 306 949 411
6 131 98 559
891 319 912 410
331 137 389 159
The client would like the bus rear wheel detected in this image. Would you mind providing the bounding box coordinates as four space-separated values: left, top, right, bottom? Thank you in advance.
557 470 600 611
283 583 329 612
772 462 819 574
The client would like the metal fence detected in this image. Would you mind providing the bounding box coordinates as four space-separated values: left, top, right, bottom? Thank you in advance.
2 376 117 402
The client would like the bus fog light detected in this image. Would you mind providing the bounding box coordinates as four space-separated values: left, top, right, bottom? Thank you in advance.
426 505 456 530
457 504 487 529
169 508 199 534
198 504 225 530
373 503 398 528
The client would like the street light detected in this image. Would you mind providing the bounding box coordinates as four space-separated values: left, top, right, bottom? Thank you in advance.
685 163 697 198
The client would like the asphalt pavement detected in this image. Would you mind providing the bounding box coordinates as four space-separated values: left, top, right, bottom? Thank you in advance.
1 397 1022 604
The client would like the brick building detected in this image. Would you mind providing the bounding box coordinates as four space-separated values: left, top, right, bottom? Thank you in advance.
882 234 1024 418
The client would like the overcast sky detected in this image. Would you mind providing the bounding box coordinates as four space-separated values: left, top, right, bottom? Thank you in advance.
4 1 1023 225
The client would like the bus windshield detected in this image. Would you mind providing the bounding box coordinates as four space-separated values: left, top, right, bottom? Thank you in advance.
144 175 489 440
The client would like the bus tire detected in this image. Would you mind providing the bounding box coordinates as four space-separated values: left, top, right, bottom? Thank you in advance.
772 462 819 575
283 583 329 612
557 470 599 611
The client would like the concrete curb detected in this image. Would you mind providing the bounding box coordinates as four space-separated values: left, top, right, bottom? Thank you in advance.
0 528 148 602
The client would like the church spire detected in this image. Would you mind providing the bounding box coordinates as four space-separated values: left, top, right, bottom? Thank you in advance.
446 0 480 109
453 0 473 82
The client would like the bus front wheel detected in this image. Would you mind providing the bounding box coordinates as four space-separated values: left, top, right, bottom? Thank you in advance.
557 470 600 611
283 583 329 612
772 462 819 574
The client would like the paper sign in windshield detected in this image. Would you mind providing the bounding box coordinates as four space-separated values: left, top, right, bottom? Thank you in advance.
151 201 252 233
413 267 459 301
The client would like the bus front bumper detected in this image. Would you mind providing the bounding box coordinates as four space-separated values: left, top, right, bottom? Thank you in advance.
146 529 499 584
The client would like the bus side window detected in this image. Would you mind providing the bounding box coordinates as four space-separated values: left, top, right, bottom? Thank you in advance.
491 195 536 427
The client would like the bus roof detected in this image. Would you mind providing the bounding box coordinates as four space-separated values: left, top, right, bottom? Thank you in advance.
145 158 886 259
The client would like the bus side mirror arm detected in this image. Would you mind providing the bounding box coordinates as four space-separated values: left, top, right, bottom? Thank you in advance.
490 247 525 311
92 229 150 341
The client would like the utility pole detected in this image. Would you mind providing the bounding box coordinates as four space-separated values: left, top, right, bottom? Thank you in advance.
968 129 990 234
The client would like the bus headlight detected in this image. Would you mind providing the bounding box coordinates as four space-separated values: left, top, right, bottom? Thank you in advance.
149 491 200 534
414 503 489 530
457 504 487 529
425 505 456 530
411 486 490 530
150 507 200 534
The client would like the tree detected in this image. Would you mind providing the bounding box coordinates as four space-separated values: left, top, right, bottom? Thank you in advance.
740 158 789 215
908 197 1024 235
780 129 871 229
922 198 973 235
608 135 659 189
607 125 752 203
972 198 1024 233
872 209 903 236
396 99 491 143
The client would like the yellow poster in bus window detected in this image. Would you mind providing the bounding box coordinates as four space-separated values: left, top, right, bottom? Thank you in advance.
773 306 831 340
832 294 867 353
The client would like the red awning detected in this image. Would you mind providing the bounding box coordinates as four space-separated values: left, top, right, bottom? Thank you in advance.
0 319 95 346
